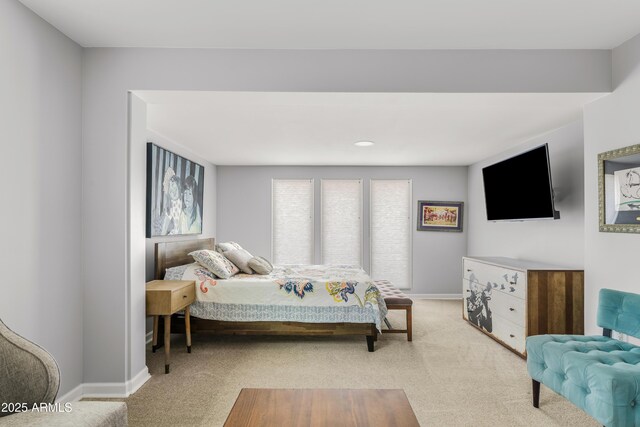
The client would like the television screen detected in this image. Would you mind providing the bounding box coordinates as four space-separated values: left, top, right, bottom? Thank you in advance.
482 144 558 221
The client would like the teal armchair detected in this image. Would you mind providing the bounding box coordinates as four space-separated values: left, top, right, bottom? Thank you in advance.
526 289 640 427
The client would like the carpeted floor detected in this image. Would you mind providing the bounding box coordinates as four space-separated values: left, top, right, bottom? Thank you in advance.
104 300 599 426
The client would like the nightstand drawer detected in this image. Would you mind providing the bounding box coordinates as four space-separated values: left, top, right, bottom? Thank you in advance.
146 280 195 315
171 284 195 312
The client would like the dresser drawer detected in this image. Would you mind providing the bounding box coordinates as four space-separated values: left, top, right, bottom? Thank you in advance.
463 258 526 300
462 279 470 321
488 290 526 327
491 315 526 355
171 284 195 312
463 279 525 327
463 278 493 329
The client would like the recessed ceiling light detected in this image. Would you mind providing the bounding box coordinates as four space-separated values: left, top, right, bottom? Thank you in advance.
354 141 375 147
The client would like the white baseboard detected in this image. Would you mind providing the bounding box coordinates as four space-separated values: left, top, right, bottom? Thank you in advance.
56 367 151 403
405 293 462 299
81 382 130 398
126 367 151 396
56 384 84 403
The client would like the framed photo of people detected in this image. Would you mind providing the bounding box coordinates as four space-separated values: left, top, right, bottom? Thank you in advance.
146 143 204 237
417 200 464 232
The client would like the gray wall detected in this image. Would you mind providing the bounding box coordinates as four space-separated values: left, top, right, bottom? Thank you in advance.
127 94 149 381
0 0 83 397
583 33 640 336
217 166 467 295
81 46 612 386
467 120 585 268
2 0 631 392
144 129 218 281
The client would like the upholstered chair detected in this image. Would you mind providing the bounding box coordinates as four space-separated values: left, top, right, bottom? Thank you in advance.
0 318 128 426
0 319 60 414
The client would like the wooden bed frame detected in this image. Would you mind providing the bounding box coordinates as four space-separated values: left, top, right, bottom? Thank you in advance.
154 237 377 351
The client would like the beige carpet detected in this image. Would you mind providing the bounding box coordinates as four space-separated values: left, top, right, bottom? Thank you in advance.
108 300 599 426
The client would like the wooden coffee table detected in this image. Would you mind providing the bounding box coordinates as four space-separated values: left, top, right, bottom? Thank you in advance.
224 388 420 427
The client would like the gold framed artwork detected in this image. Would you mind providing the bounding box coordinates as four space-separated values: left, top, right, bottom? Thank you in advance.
417 200 464 232
598 144 640 233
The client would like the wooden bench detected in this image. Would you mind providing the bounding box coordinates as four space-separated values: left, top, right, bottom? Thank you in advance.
373 280 413 341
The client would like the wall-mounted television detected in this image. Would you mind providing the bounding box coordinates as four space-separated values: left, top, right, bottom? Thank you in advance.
482 144 560 221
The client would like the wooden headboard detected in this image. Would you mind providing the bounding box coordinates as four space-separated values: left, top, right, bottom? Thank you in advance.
155 237 215 280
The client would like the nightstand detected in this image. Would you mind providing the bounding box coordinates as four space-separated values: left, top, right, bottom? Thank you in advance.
146 280 195 374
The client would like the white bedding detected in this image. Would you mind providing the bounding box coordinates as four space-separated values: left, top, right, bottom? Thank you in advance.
164 263 387 330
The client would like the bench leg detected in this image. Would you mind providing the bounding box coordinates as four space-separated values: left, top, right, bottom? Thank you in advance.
384 318 393 329
406 306 412 342
532 379 540 408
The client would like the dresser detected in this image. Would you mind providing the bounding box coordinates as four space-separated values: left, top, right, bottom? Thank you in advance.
462 257 584 358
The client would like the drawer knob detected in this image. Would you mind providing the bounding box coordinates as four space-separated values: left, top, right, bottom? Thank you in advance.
466 269 472 272
510 334 515 338
183 295 187 299
509 307 515 311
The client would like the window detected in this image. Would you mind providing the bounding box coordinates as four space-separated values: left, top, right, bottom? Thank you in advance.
321 179 363 266
271 179 314 264
370 179 412 289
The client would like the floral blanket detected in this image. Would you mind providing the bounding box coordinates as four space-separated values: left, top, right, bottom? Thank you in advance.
165 264 387 330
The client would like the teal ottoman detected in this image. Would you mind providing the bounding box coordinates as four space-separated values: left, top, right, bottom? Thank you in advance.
526 289 640 427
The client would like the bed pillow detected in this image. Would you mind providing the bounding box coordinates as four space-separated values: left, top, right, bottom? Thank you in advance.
248 256 273 275
215 241 243 253
163 263 197 280
223 248 254 274
189 249 239 279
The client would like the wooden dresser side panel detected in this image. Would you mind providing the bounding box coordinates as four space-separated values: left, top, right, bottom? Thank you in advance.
527 270 584 336
572 271 585 335
527 272 539 336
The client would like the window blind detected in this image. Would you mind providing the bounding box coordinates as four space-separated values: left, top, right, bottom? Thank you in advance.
370 179 412 289
272 179 314 264
321 179 363 266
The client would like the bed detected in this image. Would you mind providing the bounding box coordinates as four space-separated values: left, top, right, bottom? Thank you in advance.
154 238 386 351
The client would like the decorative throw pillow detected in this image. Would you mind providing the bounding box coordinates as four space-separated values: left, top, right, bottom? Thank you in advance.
216 241 243 254
248 256 273 275
223 248 254 274
163 263 196 280
189 250 239 279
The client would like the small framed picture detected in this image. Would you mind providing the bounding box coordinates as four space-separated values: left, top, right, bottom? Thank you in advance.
417 200 464 232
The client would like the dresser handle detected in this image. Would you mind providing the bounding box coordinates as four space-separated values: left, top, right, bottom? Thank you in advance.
509 307 515 311
466 269 472 272
183 295 187 299
510 334 515 338
465 289 470 292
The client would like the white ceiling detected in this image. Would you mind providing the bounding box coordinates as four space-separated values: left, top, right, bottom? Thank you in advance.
19 0 640 49
137 91 604 166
